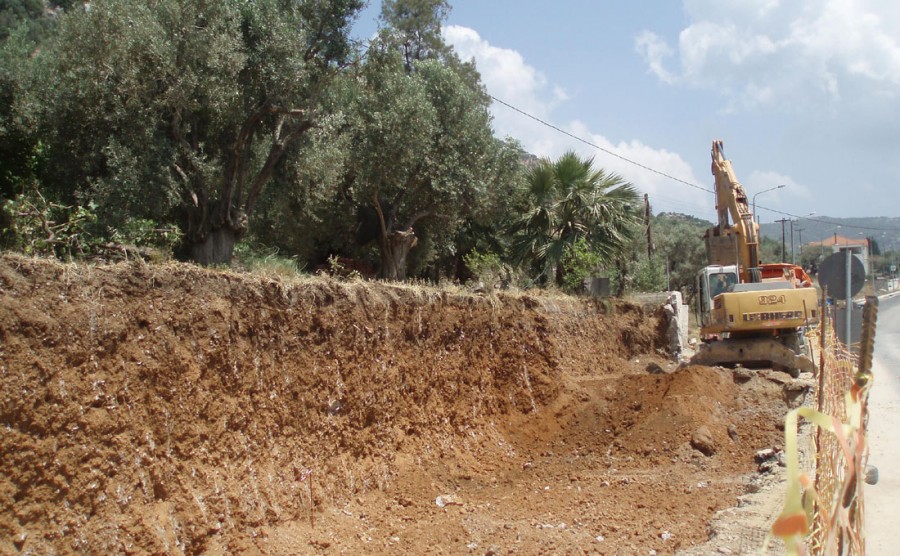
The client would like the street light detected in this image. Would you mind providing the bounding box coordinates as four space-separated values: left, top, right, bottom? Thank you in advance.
752 184 787 223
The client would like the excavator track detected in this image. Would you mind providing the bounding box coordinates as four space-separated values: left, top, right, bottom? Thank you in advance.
690 337 815 378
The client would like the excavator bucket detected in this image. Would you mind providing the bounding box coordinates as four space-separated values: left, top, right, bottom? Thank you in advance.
690 338 815 378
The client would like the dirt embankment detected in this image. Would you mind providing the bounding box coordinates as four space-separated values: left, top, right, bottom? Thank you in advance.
0 255 795 555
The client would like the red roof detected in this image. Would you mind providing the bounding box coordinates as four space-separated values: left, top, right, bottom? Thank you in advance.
810 234 869 248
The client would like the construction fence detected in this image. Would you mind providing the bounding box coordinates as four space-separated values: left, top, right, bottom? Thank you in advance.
772 296 878 555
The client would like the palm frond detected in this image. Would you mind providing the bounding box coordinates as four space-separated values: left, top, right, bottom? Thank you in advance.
509 150 642 282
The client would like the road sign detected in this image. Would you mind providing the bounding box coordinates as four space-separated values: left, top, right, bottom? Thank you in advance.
818 251 866 300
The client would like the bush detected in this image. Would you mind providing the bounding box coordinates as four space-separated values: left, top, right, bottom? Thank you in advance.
3 190 98 260
108 218 182 253
463 248 505 287
561 238 601 294
2 188 185 261
630 253 668 292
232 241 304 277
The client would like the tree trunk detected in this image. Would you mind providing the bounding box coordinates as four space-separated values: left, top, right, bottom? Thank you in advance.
187 225 240 266
181 191 249 265
615 259 628 296
555 264 565 288
379 228 418 280
174 110 312 266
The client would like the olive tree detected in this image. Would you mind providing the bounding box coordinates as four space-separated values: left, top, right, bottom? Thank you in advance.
341 40 497 280
16 0 363 264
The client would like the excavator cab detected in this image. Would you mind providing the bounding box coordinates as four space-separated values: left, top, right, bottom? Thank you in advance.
696 265 738 329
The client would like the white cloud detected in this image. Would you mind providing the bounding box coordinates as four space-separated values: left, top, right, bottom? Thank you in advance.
635 31 676 84
560 123 712 218
444 25 712 217
639 0 900 110
444 25 558 117
444 25 566 157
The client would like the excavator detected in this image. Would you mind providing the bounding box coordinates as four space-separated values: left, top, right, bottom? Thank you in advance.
690 140 819 377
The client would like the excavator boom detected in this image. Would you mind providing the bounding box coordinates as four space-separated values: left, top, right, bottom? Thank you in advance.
704 140 761 281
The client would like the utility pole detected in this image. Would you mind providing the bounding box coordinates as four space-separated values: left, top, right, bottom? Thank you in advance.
796 227 804 263
644 194 654 259
790 220 795 263
776 218 789 263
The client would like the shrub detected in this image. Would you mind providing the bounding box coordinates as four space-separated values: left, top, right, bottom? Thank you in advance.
464 248 505 287
3 190 98 260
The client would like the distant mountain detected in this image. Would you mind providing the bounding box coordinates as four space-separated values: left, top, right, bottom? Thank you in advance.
759 216 900 253
655 212 712 228
652 213 900 254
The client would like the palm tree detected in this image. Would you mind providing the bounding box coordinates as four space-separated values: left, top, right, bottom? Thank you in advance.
511 151 641 286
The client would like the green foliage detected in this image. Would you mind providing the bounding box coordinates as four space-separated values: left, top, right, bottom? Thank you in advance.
3 189 98 259
379 0 451 66
337 29 499 279
2 0 717 295
436 138 527 280
232 241 304 277
560 237 601 293
650 212 710 292
760 235 783 264
325 254 361 280
0 24 42 201
3 188 183 259
2 0 520 277
108 218 182 252
246 101 358 267
0 0 74 43
629 253 668 292
799 244 829 269
463 248 504 286
605 211 711 296
11 0 364 264
511 151 641 285
868 236 880 256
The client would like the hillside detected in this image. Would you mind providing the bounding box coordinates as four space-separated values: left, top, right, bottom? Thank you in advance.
759 216 900 252
0 255 800 554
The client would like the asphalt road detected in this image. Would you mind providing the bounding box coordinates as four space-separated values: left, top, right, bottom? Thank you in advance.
864 293 900 555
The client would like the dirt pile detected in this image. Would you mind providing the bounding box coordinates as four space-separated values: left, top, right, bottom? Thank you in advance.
0 255 796 554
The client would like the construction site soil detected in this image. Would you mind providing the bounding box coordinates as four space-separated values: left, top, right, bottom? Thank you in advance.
0 255 797 555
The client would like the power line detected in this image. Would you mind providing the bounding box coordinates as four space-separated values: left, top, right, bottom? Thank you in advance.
490 94 900 234
489 95 713 194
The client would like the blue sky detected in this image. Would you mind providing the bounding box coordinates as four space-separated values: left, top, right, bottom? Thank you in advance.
354 1 900 224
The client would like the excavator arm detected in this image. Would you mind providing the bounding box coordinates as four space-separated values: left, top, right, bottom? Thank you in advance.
705 140 761 282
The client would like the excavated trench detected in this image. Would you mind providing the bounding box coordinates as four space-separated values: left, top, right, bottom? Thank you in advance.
0 255 798 554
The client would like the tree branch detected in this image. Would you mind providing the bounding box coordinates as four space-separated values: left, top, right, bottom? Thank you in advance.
405 211 432 229
372 192 389 252
243 117 315 218
224 106 266 213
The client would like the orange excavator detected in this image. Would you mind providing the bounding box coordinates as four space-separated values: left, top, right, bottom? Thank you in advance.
690 140 819 377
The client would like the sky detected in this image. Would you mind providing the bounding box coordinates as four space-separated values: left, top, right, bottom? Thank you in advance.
353 1 900 230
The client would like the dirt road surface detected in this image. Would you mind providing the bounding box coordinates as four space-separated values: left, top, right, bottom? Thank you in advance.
0 255 803 554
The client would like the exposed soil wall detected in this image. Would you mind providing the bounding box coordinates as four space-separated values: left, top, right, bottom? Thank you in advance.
0 255 794 555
